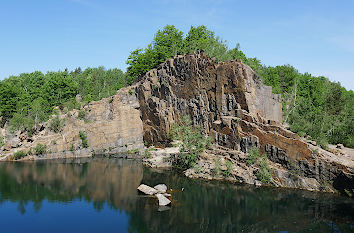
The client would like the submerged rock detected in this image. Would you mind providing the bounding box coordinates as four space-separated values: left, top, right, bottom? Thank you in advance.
137 184 158 195
156 193 171 206
157 205 171 212
154 184 167 193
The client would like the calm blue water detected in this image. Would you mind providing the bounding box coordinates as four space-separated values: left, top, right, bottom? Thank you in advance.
0 157 353 233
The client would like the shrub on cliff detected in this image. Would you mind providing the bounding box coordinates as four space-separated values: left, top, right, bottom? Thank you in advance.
79 131 89 148
34 143 47 155
246 147 272 184
13 150 26 160
170 115 211 169
49 115 65 133
246 147 260 165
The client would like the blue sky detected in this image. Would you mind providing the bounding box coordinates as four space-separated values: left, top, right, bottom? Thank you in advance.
0 0 353 90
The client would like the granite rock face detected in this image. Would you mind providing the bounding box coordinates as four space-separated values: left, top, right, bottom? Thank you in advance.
0 86 144 161
137 52 353 193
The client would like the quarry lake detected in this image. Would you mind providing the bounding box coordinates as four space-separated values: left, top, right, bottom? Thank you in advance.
0 157 353 233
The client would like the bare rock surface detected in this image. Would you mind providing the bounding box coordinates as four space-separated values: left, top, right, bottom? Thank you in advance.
0 86 144 161
137 184 158 195
154 184 167 193
155 193 171 206
143 147 179 168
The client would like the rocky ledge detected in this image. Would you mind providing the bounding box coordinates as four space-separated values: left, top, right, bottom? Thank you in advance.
138 52 353 195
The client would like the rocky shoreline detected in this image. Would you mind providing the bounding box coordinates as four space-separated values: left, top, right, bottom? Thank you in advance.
143 144 354 193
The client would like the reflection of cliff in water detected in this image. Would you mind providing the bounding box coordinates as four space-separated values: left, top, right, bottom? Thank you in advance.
0 157 143 212
0 158 353 233
129 169 354 233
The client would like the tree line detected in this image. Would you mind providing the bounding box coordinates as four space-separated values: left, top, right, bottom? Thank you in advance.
0 24 353 148
0 67 131 135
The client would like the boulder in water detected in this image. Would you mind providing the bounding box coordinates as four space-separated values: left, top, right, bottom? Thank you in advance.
154 184 167 193
156 193 171 206
137 184 158 195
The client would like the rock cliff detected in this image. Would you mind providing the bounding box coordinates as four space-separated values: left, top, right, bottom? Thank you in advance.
137 52 354 194
0 87 144 161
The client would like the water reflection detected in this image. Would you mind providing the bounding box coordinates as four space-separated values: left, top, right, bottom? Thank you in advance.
0 158 353 233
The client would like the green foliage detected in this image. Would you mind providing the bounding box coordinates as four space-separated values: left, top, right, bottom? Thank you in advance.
246 147 260 165
27 148 33 156
34 143 47 155
193 164 202 174
78 110 86 120
344 189 353 198
128 89 134 96
170 115 212 169
289 161 301 176
79 131 89 148
144 150 151 158
0 136 4 148
127 148 139 154
0 67 128 133
212 157 222 176
13 150 27 160
49 115 65 133
256 157 272 184
223 160 233 177
144 147 157 158
246 147 272 184
261 66 354 148
70 143 74 152
126 25 261 79
126 25 183 78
